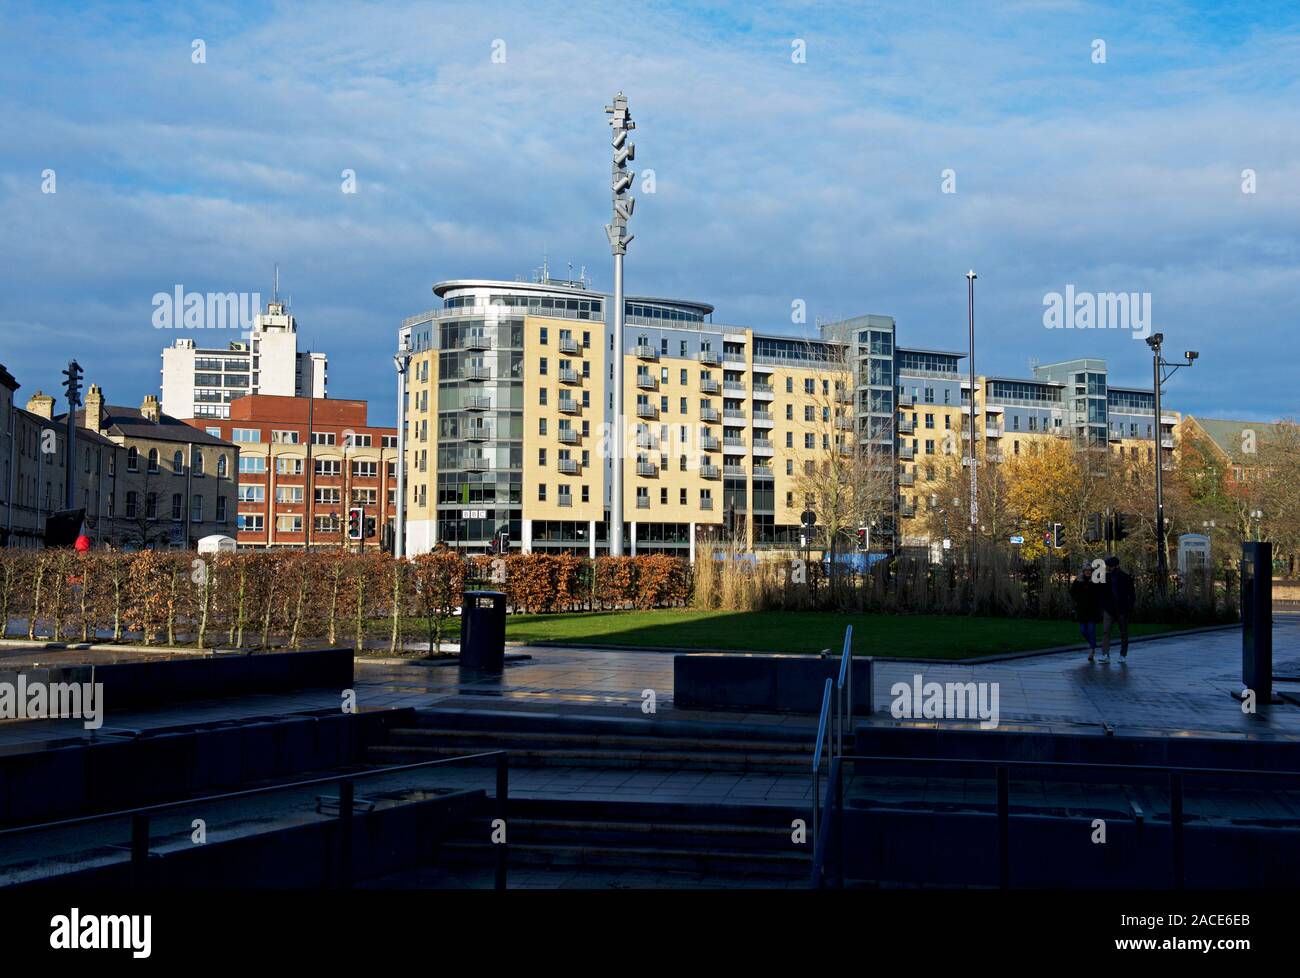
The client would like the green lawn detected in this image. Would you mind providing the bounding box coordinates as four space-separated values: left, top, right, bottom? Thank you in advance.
406 609 1192 661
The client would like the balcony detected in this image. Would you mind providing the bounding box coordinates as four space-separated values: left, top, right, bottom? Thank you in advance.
723 409 746 425
836 416 854 431
987 451 1004 463
898 393 915 407
697 350 720 366
637 375 658 391
1109 430 1123 442
637 496 651 509
636 432 659 449
461 333 492 351
636 403 659 420
558 398 580 415
723 437 746 450
899 471 915 486
835 388 854 404
558 459 579 475
1161 436 1175 449
463 366 491 381
558 428 580 445
700 435 720 451
837 443 854 456
559 336 580 354
899 503 916 518
898 444 915 460
724 381 746 395
637 462 658 477
559 368 581 384
898 417 915 434
753 438 775 455
985 425 1004 438
461 455 490 472
558 495 574 507
700 496 715 508
752 464 773 479
700 377 720 395
464 395 492 411
723 464 746 477
701 465 720 479
700 407 720 423
463 424 493 442
752 381 774 397
752 410 775 427
634 344 658 360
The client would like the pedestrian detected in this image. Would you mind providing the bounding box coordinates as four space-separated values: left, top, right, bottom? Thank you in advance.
1069 562 1103 661
1101 555 1136 661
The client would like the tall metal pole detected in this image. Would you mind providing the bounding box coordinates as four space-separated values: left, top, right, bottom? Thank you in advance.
966 271 978 582
1152 338 1166 594
393 344 411 558
62 360 82 512
605 92 636 556
304 353 314 550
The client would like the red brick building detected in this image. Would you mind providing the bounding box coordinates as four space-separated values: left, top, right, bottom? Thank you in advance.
187 395 398 549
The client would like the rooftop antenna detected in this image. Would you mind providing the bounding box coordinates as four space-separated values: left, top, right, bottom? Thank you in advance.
273 263 280 304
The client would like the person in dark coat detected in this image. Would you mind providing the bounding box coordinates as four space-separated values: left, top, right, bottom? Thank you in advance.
1101 555 1136 661
1069 562 1104 661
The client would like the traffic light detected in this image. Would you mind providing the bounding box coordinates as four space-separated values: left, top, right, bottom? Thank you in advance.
347 506 363 541
496 527 510 554
1112 513 1130 543
604 92 636 256
1052 523 1064 549
61 360 84 408
1084 513 1103 544
364 516 376 539
857 528 867 550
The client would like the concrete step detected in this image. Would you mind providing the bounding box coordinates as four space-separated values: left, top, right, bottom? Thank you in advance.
456 816 798 852
389 726 812 754
368 742 808 772
439 840 810 878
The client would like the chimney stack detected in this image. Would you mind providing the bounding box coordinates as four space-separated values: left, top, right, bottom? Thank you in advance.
140 394 161 423
26 390 54 419
84 384 104 434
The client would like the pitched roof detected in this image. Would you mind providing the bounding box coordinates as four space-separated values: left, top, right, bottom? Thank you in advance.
58 405 233 447
1184 416 1288 462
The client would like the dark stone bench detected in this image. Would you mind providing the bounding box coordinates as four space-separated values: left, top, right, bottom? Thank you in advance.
674 653 872 713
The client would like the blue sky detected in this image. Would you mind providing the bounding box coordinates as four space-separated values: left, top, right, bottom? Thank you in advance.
2 0 1297 426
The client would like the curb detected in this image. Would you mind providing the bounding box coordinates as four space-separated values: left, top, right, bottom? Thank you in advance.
518 621 1240 663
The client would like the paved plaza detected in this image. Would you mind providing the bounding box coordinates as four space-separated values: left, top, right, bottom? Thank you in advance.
3 616 1298 759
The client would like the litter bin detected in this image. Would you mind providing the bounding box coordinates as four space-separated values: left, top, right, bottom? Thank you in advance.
460 590 507 673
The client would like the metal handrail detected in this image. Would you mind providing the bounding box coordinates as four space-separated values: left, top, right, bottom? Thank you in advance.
812 751 1300 890
0 749 510 890
836 625 853 757
811 679 833 855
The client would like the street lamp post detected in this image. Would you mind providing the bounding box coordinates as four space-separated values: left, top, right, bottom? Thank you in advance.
605 92 636 557
966 271 978 583
1145 332 1198 594
393 342 412 558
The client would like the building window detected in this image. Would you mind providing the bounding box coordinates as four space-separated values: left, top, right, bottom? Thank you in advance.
216 496 227 523
145 493 157 519
148 449 160 473
125 491 137 517
171 493 183 521
192 448 204 476
190 496 203 522
217 454 228 478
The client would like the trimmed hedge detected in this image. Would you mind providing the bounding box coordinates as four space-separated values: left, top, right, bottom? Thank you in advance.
0 548 692 651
